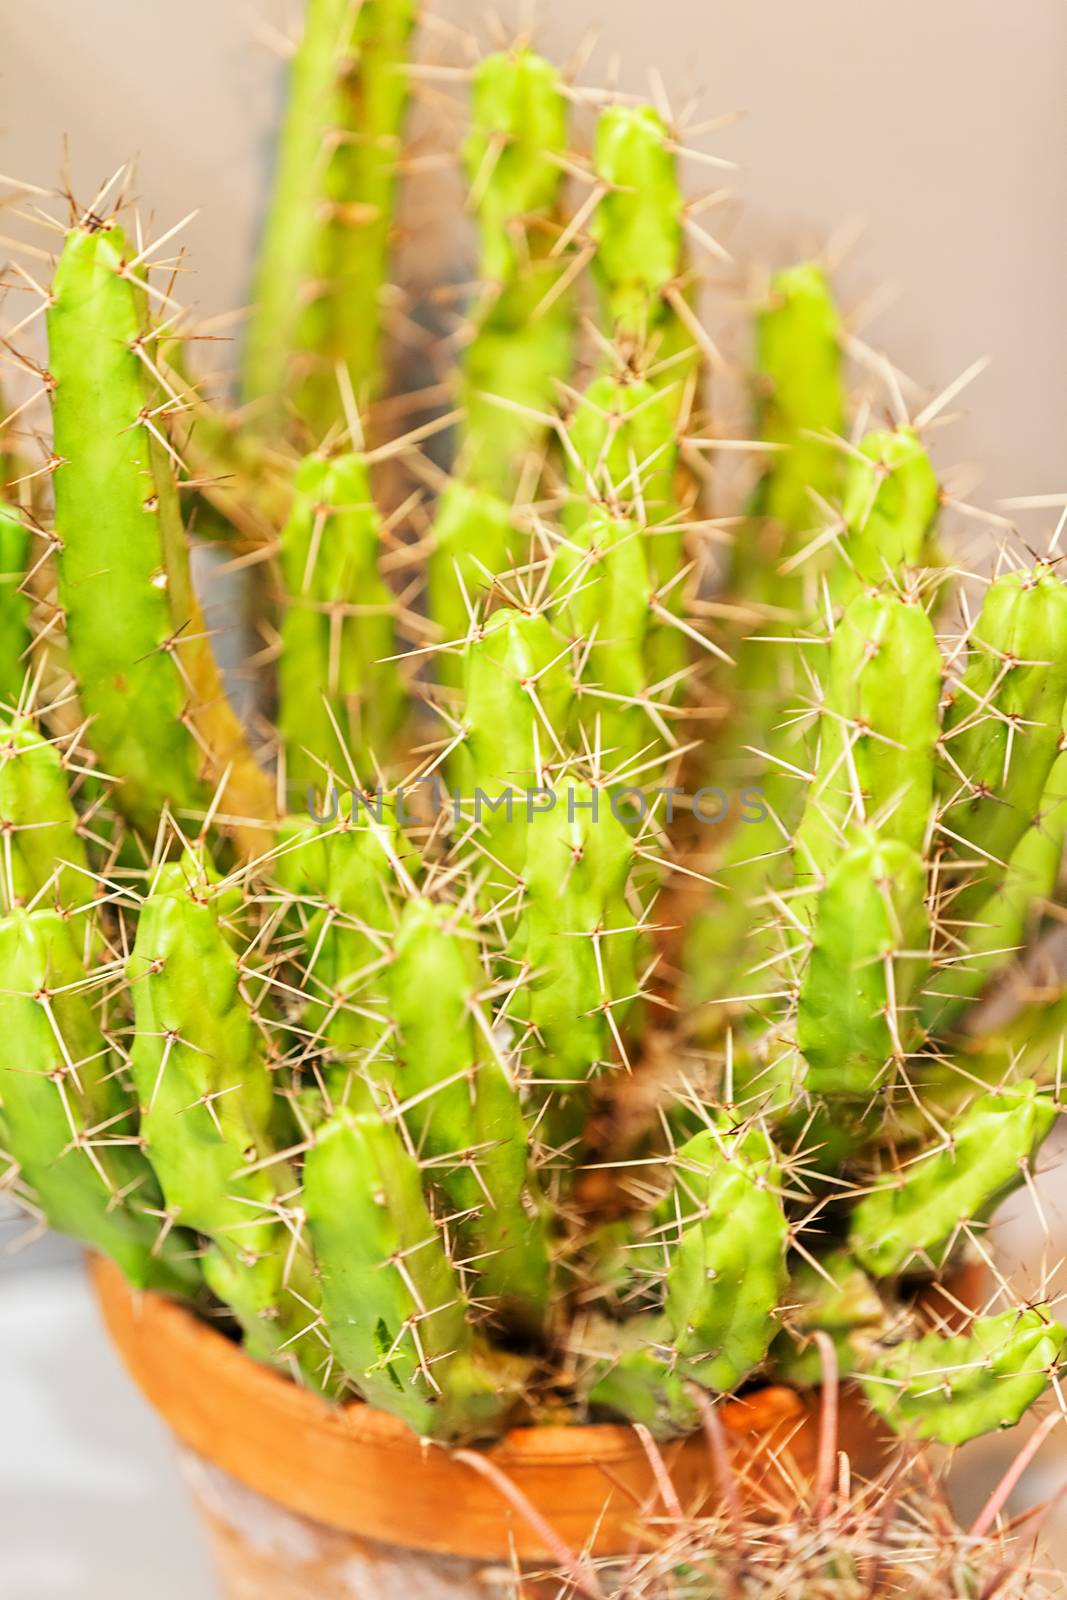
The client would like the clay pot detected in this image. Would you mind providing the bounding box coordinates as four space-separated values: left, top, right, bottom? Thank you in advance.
89 1254 908 1598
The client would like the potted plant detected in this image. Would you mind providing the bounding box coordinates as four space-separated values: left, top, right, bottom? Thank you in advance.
2 1 1065 1594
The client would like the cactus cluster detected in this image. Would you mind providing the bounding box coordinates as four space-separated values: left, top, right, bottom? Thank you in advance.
1 0 1066 1456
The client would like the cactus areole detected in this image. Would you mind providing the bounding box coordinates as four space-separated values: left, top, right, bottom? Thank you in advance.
2 4 1064 1523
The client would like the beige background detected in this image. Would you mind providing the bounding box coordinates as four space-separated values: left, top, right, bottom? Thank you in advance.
3 0 1066 515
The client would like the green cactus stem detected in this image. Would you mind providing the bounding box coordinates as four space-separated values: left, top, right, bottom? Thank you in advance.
658 1122 789 1393
923 727 1067 1032
243 0 416 431
850 1080 1057 1278
722 264 847 751
387 896 551 1332
451 605 573 879
424 50 574 688
590 106 691 390
0 717 91 919
551 509 655 770
277 451 402 796
458 48 574 495
47 223 274 848
681 267 847 1019
0 501 30 706
128 856 325 1381
509 782 641 1107
862 1307 1065 1446
792 588 942 889
0 907 200 1296
562 371 686 697
305 1107 514 1439
832 426 941 605
797 830 929 1101
938 564 1067 919
273 796 413 1096
426 482 519 691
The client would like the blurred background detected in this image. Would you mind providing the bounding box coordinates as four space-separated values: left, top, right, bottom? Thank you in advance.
2 2 1067 1595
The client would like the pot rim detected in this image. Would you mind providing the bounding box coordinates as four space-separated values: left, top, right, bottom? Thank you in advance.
87 1253 893 1561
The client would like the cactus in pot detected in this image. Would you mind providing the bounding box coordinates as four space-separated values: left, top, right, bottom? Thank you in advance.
1 2 1065 1465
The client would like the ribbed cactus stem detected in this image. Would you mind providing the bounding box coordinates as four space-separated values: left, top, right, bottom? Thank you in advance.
923 726 1067 1029
0 907 200 1296
0 717 91 919
47 223 273 847
551 509 654 771
833 425 941 603
127 856 326 1383
862 1307 1065 1446
387 896 551 1332
510 781 641 1109
277 451 402 796
749 262 846 542
305 1107 511 1439
585 1120 788 1424
451 605 573 877
243 0 416 431
792 588 942 888
273 796 413 1096
590 105 690 391
563 370 687 698
938 563 1067 919
565 371 679 533
458 48 574 494
796 829 929 1100
427 482 518 691
659 1123 789 1393
425 51 574 681
0 501 30 705
850 1081 1056 1277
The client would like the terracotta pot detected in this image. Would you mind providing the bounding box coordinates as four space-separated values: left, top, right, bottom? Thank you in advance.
89 1255 945 1598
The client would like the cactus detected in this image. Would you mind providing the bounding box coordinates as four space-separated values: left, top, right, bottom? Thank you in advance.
271 794 413 1098
590 106 691 390
923 724 1067 1029
127 856 326 1382
426 49 573 691
796 830 929 1100
457 48 574 495
451 604 573 877
47 223 274 848
243 0 415 431
509 782 641 1126
850 1081 1056 1277
305 1108 514 1438
659 1122 789 1392
938 563 1067 917
0 501 30 706
0 907 199 1296
6 10 1066 1464
792 589 942 887
0 717 91 917
863 1306 1065 1447
276 451 402 794
386 896 551 1332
